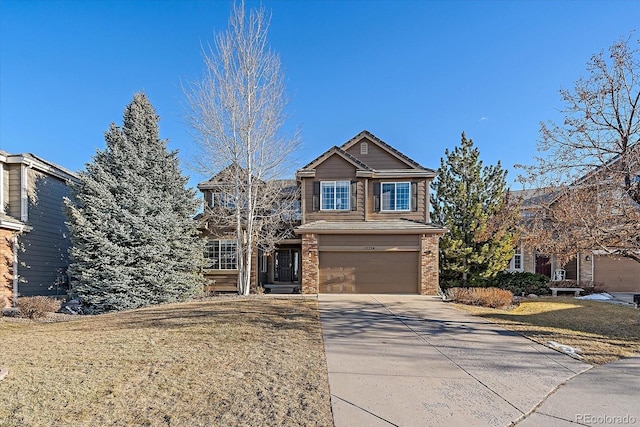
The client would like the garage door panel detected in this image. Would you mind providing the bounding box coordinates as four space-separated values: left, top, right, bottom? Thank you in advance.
594 256 640 292
319 252 418 294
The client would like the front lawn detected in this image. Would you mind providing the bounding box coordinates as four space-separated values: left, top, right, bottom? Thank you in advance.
0 297 333 426
457 297 640 365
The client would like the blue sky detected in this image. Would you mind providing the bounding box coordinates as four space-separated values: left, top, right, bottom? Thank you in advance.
1 0 639 189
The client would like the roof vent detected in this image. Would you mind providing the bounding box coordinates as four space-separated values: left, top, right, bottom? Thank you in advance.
360 142 368 155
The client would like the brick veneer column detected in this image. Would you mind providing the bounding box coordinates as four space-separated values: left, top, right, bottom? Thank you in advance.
420 234 440 295
0 230 15 308
301 233 319 294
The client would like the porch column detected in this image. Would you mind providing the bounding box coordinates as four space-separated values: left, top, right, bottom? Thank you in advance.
301 233 319 294
420 234 440 295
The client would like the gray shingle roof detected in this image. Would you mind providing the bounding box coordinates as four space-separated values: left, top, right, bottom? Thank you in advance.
295 220 445 234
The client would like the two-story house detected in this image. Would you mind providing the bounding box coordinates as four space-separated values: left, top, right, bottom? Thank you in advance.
0 152 79 307
507 158 640 293
199 131 446 294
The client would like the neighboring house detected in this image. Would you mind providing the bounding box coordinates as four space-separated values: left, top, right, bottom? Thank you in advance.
0 152 79 307
198 130 446 294
508 184 640 293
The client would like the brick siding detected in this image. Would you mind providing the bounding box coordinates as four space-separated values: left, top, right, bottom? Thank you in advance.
420 234 440 295
301 233 319 294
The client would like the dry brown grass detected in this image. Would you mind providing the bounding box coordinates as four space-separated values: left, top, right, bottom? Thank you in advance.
0 296 333 427
457 297 640 365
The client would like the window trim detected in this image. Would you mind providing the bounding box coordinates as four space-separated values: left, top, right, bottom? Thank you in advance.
380 182 411 212
507 247 523 272
204 239 238 270
320 180 350 211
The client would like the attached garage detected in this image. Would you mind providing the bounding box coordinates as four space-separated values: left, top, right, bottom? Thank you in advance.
317 234 420 294
319 251 419 293
594 255 640 292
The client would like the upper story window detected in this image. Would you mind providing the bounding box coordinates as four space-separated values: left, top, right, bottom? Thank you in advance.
210 192 235 208
381 182 410 211
321 181 350 210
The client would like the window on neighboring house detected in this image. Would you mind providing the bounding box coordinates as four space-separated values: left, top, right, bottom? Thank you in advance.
320 181 350 210
508 247 523 271
204 239 237 270
381 182 410 211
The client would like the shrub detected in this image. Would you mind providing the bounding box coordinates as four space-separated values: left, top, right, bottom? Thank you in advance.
488 271 551 296
445 287 514 308
16 296 61 319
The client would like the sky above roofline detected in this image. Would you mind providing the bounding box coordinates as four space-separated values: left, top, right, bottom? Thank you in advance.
1 0 638 189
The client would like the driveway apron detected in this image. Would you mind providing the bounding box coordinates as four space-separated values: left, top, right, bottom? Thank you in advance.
319 294 591 427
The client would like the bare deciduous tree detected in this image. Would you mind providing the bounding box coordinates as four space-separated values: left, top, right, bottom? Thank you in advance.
184 2 300 295
518 34 640 264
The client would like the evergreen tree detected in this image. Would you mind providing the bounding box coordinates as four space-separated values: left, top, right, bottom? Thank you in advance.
65 93 203 313
431 133 520 288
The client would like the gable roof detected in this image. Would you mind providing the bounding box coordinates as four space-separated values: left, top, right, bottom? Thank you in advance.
0 152 79 183
299 145 373 172
295 219 445 235
340 130 430 171
197 163 270 190
297 130 436 178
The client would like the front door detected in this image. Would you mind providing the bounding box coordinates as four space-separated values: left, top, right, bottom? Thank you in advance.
276 249 299 282
535 255 551 277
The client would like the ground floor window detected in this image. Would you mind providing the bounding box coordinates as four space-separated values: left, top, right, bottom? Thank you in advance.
507 247 523 271
204 239 237 270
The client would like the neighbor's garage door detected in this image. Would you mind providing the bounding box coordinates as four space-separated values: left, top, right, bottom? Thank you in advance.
594 255 640 292
319 251 418 294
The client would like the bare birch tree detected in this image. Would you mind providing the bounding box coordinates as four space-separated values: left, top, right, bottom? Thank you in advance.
518 34 640 264
184 1 299 295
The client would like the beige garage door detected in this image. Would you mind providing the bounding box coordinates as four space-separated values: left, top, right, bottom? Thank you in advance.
594 255 640 292
319 251 418 294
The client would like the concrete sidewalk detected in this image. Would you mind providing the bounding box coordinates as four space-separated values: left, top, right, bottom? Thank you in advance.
319 294 630 426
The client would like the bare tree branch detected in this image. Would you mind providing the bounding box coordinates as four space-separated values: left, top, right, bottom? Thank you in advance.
518 34 640 265
184 1 300 295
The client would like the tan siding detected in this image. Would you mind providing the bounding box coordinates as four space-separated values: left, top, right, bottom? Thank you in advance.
203 271 238 292
314 155 357 180
2 166 9 213
8 165 21 219
344 137 411 169
521 246 536 273
302 177 365 222
594 255 640 292
578 254 593 283
366 179 427 222
320 234 418 247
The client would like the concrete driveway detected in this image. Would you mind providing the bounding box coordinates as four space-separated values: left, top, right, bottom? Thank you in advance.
319 294 592 426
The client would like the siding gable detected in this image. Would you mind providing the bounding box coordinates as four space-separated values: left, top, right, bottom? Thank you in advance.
344 136 411 170
314 154 357 180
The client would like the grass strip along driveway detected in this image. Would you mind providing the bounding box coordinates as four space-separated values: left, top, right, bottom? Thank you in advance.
0 297 333 427
457 297 640 365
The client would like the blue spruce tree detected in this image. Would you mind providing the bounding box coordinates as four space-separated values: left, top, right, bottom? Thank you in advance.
66 93 203 312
